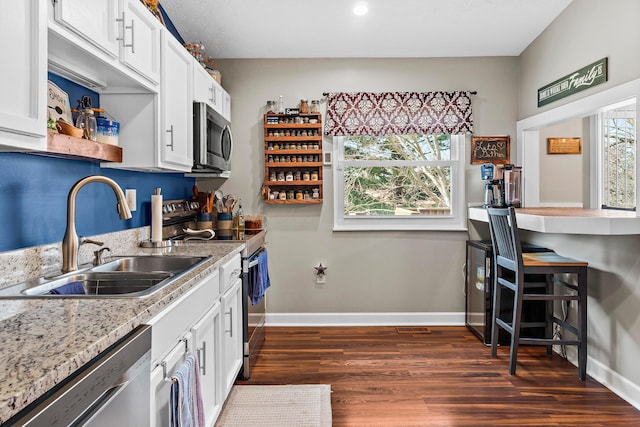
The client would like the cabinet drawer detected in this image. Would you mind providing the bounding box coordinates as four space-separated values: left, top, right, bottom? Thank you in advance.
146 269 219 364
219 253 241 293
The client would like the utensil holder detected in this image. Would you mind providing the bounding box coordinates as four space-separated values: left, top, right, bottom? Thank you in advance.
196 213 213 230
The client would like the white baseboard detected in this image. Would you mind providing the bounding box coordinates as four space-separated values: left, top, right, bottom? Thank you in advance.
265 312 465 327
587 356 640 410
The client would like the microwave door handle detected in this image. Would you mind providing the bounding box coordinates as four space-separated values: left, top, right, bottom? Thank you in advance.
197 121 207 165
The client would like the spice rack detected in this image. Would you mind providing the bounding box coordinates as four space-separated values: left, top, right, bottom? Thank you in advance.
263 113 323 204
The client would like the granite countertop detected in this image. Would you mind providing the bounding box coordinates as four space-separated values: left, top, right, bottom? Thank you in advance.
0 239 247 423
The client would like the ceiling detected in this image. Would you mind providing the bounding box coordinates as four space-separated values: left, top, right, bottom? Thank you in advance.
160 0 573 60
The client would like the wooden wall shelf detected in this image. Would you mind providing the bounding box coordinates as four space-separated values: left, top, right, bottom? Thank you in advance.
42 130 123 162
263 113 323 204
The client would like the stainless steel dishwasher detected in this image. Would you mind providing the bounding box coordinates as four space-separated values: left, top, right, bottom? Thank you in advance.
6 325 151 426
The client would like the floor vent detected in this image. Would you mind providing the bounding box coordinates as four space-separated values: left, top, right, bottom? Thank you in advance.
396 327 432 334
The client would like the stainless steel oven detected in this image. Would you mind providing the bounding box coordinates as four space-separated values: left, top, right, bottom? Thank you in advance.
159 199 268 380
240 234 267 380
7 325 151 426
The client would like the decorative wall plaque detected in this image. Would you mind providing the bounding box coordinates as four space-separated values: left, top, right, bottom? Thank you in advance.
470 136 510 164
538 57 608 107
547 137 582 155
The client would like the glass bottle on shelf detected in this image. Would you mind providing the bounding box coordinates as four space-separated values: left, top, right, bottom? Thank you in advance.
310 100 320 113
277 95 284 114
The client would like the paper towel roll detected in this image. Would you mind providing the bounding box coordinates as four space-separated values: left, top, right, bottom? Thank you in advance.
151 194 163 243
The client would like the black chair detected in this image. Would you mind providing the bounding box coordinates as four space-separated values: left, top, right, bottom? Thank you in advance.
486 207 588 380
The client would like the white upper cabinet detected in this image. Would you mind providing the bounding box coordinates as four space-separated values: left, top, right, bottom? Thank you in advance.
193 61 223 112
160 31 193 170
222 88 231 122
118 0 161 84
49 0 159 91
0 0 47 150
52 0 119 58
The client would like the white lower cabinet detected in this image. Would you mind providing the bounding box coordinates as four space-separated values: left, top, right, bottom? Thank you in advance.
221 277 243 398
147 269 220 426
147 255 244 426
191 302 223 426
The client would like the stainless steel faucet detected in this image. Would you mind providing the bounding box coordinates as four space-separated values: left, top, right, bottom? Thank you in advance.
61 175 132 273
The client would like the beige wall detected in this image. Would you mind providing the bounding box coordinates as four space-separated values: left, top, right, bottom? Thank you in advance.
517 0 640 397
538 118 584 204
518 0 640 119
200 57 519 315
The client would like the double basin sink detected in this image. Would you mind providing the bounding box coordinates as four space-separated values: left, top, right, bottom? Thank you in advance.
0 255 209 299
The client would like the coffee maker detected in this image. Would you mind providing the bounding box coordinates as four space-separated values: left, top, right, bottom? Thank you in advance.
481 163 503 208
481 163 522 208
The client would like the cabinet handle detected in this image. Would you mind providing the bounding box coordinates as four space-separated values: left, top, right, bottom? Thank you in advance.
127 19 135 53
196 341 206 376
209 85 215 104
166 125 174 151
225 307 233 337
115 13 134 52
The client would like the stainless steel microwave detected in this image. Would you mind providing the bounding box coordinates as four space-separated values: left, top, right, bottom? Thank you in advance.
192 102 233 175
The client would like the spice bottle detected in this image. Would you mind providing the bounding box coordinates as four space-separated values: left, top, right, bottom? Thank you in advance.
300 100 309 114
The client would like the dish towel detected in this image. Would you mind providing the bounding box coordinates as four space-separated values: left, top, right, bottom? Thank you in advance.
49 281 86 295
170 352 205 427
249 250 271 305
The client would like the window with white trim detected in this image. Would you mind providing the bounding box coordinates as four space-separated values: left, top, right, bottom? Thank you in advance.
599 99 636 210
333 133 466 230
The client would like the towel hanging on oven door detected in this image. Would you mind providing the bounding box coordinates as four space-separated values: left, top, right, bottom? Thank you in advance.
248 249 271 305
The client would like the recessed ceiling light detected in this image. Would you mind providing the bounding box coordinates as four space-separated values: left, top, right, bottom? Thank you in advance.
353 2 368 16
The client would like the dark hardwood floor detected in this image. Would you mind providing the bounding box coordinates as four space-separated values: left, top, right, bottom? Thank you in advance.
236 326 640 426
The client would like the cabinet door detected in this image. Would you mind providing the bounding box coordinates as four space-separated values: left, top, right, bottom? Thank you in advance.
53 0 119 57
0 0 46 150
119 0 161 84
191 302 223 427
160 31 193 171
193 63 223 111
222 88 231 122
221 277 243 398
150 339 189 427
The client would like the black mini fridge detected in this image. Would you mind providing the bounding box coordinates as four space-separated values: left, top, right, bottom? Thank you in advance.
465 240 549 345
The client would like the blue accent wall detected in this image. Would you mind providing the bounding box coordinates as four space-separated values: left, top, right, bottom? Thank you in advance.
0 75 195 252
0 154 194 252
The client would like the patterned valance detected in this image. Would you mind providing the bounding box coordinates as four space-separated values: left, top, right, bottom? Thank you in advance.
324 91 473 136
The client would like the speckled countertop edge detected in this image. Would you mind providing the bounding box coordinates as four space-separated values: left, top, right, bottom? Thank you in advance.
0 233 249 423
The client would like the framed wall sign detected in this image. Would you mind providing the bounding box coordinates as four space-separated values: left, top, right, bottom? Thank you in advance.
470 136 510 165
547 137 582 155
537 57 608 107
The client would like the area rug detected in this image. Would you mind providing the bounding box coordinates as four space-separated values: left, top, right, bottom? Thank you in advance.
215 384 332 427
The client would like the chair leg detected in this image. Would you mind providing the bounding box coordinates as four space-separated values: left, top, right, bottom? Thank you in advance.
509 276 524 375
545 274 553 356
577 267 588 380
490 268 502 357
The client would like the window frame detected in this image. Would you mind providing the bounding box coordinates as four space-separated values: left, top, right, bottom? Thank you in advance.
332 134 467 231
596 98 637 211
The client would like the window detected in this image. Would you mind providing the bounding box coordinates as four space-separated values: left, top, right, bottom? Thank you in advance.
333 133 466 230
599 99 636 210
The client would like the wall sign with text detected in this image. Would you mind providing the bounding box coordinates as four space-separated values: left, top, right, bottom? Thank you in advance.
470 136 510 165
538 57 608 107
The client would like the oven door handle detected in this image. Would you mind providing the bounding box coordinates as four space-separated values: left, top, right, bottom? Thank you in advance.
245 248 265 270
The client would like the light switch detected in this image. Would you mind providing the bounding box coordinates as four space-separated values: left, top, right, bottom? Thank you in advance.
125 189 137 212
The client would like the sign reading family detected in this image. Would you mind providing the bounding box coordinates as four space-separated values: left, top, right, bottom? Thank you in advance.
537 57 608 107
